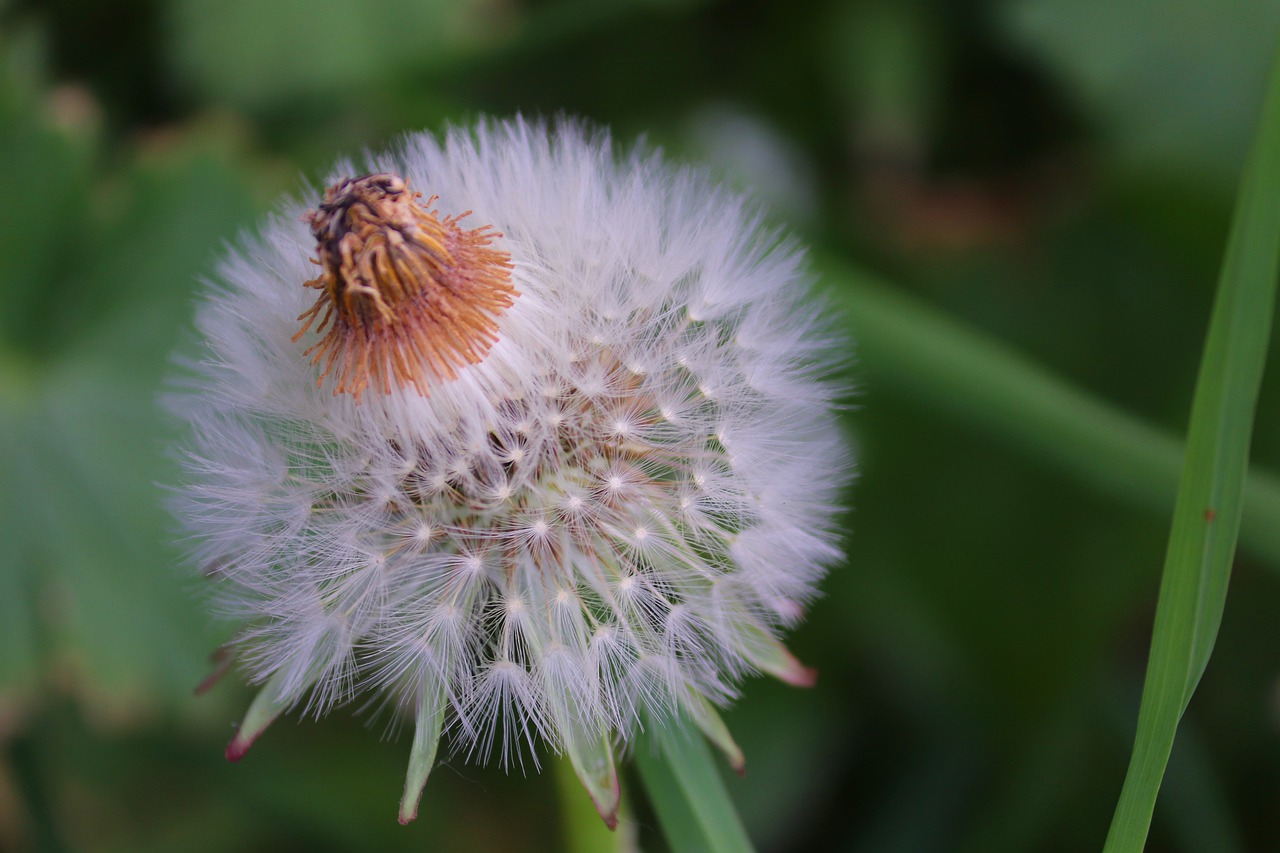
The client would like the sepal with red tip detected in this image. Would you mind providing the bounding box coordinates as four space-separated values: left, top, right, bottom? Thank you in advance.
399 684 446 825
558 719 621 828
742 625 818 687
225 670 293 762
683 694 745 775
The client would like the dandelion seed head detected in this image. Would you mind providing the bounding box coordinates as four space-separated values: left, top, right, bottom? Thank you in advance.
170 117 851 822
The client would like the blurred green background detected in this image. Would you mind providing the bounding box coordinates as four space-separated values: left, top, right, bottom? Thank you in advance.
3 0 1280 850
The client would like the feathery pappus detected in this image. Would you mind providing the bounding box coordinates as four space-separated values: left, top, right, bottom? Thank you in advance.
170 117 851 827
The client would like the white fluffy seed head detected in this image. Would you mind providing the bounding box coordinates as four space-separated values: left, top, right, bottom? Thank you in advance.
171 116 851 768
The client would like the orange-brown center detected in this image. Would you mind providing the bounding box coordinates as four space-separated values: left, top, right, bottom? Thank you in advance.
294 173 516 399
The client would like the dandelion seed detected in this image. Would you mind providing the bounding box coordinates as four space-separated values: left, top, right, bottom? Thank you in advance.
170 117 850 828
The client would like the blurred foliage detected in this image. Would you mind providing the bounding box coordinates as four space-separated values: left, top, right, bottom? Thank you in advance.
2 0 1280 851
0 57 254 712
165 0 502 109
1000 0 1280 187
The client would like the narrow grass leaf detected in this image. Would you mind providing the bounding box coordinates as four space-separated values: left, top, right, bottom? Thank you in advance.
1102 42 1280 853
635 718 755 853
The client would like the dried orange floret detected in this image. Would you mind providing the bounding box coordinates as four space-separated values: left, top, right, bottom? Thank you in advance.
294 173 516 399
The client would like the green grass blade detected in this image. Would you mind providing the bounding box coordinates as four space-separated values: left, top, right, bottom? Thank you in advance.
819 258 1280 566
1101 43 1280 853
634 719 755 853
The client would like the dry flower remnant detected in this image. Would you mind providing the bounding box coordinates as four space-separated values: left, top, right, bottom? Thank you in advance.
170 118 851 828
295 173 516 399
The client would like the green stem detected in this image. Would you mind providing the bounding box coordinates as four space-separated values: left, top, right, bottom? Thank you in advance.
819 254 1280 566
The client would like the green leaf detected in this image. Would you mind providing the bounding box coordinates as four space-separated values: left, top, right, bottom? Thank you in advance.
0 63 96 357
634 717 755 853
0 395 41 696
0 88 258 715
1102 39 1280 853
